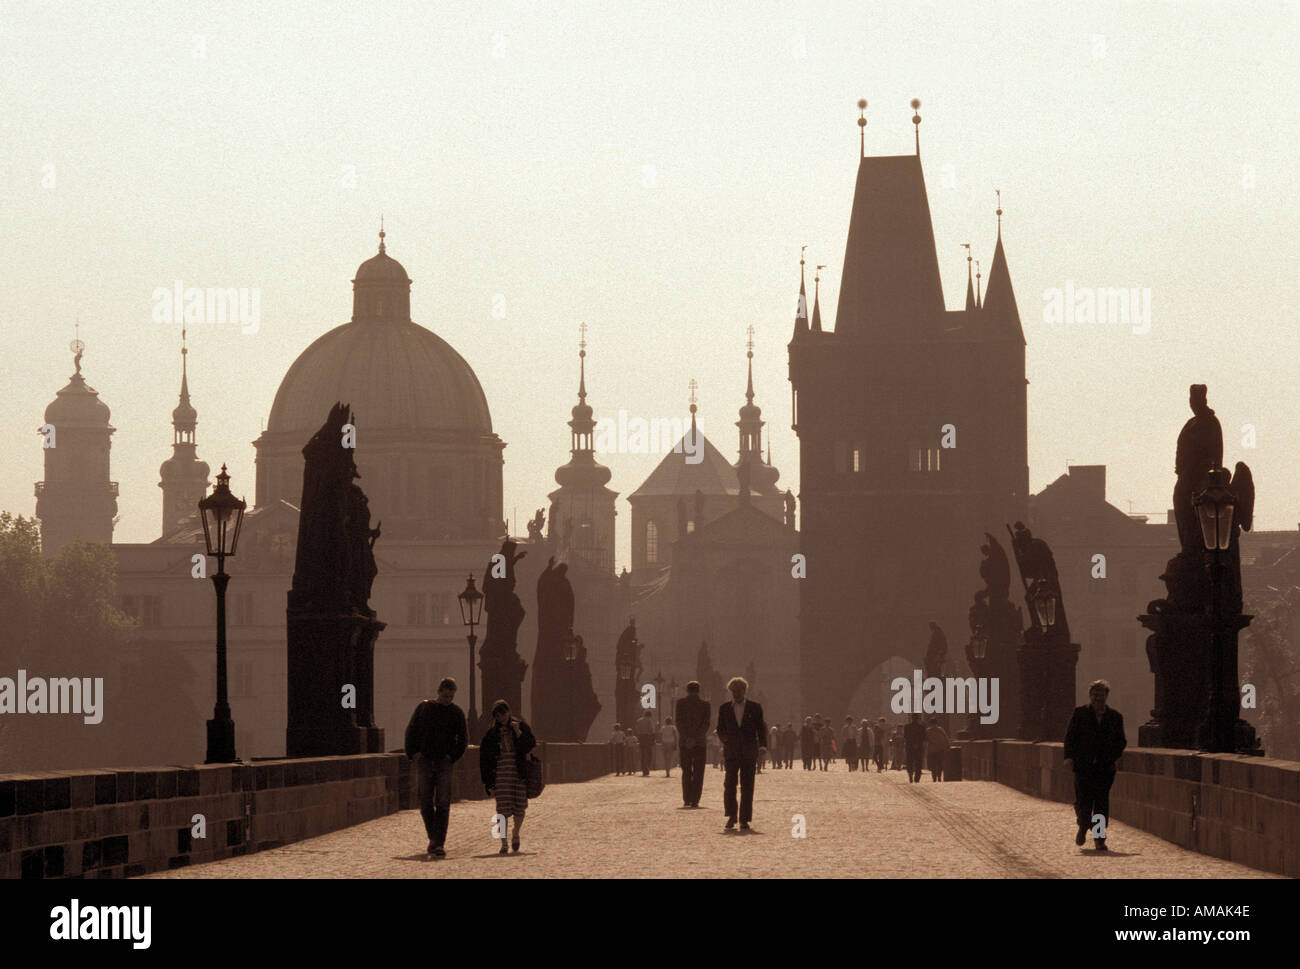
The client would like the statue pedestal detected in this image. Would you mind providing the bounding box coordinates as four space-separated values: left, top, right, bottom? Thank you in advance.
1017 640 1080 742
286 605 386 757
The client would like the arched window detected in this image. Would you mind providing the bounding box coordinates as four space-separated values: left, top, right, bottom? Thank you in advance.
646 521 659 564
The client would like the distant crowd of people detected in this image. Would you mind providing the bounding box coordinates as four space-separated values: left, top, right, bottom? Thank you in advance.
606 709 952 783
403 674 1126 855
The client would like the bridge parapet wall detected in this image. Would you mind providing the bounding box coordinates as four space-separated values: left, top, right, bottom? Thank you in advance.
956 740 1300 877
0 742 611 879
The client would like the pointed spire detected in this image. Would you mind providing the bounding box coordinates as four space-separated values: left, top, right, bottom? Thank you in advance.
577 321 588 403
791 247 809 338
378 215 386 254
554 322 612 490
962 244 975 311
983 192 1023 342
911 98 922 156
812 265 825 332
857 98 868 158
688 378 699 448
975 259 982 309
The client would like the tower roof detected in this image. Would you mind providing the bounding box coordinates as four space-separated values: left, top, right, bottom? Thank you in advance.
628 431 740 499
45 344 112 427
790 253 809 339
982 225 1024 344
834 154 945 339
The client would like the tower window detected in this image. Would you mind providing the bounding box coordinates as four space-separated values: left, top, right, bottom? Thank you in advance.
908 442 941 472
851 448 863 473
407 591 428 626
646 521 659 564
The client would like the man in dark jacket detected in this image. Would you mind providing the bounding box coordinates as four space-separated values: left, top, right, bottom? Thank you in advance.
1064 679 1127 851
404 677 468 857
675 680 711 808
903 713 927 783
715 676 767 830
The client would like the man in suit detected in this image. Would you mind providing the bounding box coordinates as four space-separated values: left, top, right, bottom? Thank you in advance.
715 676 767 830
675 681 711 808
1064 679 1127 851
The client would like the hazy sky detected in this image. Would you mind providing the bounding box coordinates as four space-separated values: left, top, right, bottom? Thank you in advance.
3 0 1297 568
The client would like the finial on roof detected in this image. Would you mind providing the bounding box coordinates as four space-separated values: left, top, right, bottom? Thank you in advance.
812 264 825 332
745 325 755 404
996 189 1002 236
688 377 699 444
975 258 982 309
857 99 868 157
70 319 85 376
378 214 386 254
577 321 588 402
911 98 922 156
962 244 974 312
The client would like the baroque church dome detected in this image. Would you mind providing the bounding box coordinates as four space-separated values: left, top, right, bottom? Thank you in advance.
265 232 492 436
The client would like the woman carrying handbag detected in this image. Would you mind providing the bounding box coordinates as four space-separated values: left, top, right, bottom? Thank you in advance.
479 700 537 854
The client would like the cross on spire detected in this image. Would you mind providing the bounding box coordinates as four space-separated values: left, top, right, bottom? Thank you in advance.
688 377 699 444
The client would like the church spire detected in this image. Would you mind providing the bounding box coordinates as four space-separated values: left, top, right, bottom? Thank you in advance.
911 98 922 156
791 247 809 338
158 326 210 537
962 244 975 312
975 259 982 310
811 265 824 332
982 191 1024 343
736 329 780 493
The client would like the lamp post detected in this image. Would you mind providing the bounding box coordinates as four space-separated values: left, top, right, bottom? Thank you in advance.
1194 470 1237 753
458 574 484 732
1032 583 1058 635
198 464 246 764
564 627 579 743
652 671 665 728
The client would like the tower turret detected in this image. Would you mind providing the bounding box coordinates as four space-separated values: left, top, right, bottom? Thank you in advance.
158 328 211 536
36 333 118 557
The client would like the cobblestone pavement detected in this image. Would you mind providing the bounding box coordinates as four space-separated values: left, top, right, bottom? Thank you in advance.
145 764 1277 878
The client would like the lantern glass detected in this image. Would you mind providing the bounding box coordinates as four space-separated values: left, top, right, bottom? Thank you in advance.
1196 490 1236 552
198 466 246 557
973 635 988 660
458 575 483 627
564 630 578 662
1033 588 1057 628
617 659 632 680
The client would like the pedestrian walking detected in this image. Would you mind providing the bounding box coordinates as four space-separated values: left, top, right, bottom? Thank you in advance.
890 726 905 770
818 719 833 771
925 717 949 782
1064 679 1127 851
874 717 888 772
635 709 657 776
709 728 723 769
660 716 679 777
842 716 859 771
403 676 469 857
769 724 782 769
782 722 797 768
800 717 816 770
716 676 767 830
859 720 873 775
904 713 926 783
478 699 536 854
676 681 711 807
610 722 627 775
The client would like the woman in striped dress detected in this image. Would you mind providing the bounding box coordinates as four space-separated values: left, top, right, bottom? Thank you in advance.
479 700 536 854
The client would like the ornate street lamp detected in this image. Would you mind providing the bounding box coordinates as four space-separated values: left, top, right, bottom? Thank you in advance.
198 464 246 764
1194 470 1237 552
1194 469 1237 752
971 626 989 661
458 573 484 731
1031 581 1057 631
